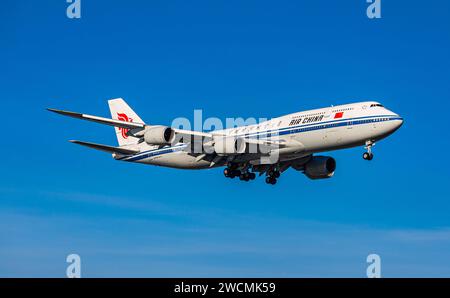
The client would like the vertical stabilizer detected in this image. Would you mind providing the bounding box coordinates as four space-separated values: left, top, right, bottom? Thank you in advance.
108 98 144 146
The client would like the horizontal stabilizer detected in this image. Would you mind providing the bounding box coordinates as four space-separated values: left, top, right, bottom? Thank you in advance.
47 108 145 130
69 140 139 155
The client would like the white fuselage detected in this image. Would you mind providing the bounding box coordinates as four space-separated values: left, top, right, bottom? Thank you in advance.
116 101 403 169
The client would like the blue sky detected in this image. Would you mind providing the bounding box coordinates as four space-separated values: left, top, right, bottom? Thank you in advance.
1 0 450 277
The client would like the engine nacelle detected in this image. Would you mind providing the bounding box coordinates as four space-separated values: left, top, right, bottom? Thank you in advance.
303 156 336 180
144 126 174 145
213 137 246 155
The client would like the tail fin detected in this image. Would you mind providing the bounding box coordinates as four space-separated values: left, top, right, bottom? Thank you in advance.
108 98 144 146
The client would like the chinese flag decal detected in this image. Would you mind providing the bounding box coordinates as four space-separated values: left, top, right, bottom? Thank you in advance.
334 112 344 119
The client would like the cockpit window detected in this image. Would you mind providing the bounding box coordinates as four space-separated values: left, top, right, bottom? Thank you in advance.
370 104 384 108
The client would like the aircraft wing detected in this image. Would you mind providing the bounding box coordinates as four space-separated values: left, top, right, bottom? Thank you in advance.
171 128 215 142
69 140 139 155
243 138 287 150
48 108 286 159
185 135 288 167
47 108 145 130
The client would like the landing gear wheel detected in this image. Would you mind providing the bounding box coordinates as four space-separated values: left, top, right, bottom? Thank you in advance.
363 152 373 160
224 168 239 178
249 172 256 180
240 173 250 181
265 177 277 185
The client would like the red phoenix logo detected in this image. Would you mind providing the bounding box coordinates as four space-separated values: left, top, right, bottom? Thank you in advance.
117 113 133 139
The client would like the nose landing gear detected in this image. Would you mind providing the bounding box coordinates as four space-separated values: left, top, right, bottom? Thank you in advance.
363 140 374 160
363 152 373 160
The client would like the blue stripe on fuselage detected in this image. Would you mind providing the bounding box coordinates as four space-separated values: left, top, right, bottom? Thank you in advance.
237 114 400 139
118 144 186 162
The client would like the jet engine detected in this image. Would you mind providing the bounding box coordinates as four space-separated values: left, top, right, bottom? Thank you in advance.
144 126 174 145
213 137 246 155
303 156 336 179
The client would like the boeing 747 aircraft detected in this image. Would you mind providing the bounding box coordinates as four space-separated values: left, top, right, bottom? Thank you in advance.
48 99 403 184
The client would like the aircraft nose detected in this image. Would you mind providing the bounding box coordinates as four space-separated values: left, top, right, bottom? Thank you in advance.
392 115 404 130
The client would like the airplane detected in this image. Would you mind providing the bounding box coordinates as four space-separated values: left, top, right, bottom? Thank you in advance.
48 98 403 185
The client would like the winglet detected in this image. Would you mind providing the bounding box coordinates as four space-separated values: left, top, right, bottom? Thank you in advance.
47 108 83 118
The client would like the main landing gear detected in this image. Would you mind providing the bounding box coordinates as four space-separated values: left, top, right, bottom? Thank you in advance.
223 166 256 182
224 163 281 185
265 169 280 185
363 140 374 161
